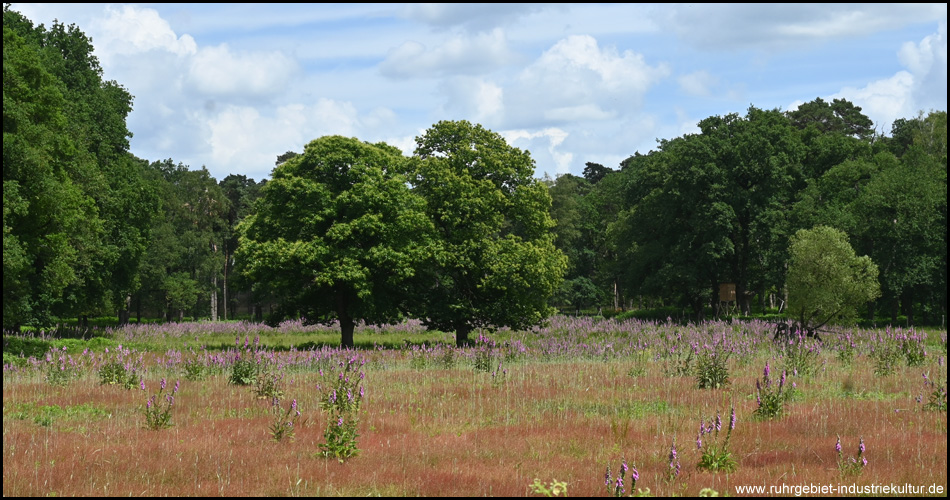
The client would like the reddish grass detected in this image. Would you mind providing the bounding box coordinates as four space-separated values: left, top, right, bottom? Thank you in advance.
3 350 947 496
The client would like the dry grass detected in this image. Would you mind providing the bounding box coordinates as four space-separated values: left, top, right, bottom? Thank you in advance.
3 342 947 497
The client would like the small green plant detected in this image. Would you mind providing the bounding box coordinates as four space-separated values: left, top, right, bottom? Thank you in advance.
229 358 259 386
871 340 901 376
473 333 497 373
835 436 867 477
753 361 794 420
269 397 300 442
182 359 207 381
255 367 285 400
782 334 820 377
143 378 178 430
604 458 650 496
663 345 694 377
696 348 730 389
696 406 737 473
318 355 365 462
921 371 947 412
97 361 141 390
899 335 927 367
529 478 568 497
667 438 681 482
44 347 79 386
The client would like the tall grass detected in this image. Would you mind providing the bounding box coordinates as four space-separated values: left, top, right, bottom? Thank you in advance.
3 317 947 496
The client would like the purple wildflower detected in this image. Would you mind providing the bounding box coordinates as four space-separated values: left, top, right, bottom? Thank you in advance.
140 379 146 391
716 412 722 432
835 436 842 454
730 406 736 431
630 463 639 482
858 437 865 455
604 465 611 487
160 378 166 391
764 361 770 379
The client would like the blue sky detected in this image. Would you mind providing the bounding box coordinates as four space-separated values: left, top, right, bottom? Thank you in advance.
10 3 947 182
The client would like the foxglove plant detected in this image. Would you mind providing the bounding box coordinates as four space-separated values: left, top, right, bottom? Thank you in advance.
667 438 681 482
318 355 365 462
753 361 793 420
921 371 947 412
836 436 867 477
143 378 179 430
604 458 647 497
269 397 300 442
696 406 737 473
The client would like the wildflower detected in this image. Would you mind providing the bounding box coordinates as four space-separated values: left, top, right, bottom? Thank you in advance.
835 436 842 454
716 412 722 432
604 465 611 487
140 379 146 391
862 457 868 467
764 361 770 380
620 459 628 475
337 417 343 427
858 437 865 455
174 379 179 393
615 476 624 495
730 406 736 431
291 399 297 411
630 463 639 482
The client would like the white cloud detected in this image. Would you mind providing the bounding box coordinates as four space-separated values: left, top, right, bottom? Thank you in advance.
834 23 947 133
379 28 516 78
401 3 548 33
504 35 669 128
188 44 298 97
503 128 573 175
93 5 197 60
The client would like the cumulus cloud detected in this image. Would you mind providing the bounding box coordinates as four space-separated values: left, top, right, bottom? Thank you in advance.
92 5 197 61
379 28 516 79
503 35 669 128
835 22 947 133
187 44 299 97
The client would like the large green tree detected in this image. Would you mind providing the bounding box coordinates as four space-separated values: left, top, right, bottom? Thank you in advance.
786 225 880 330
236 136 432 348
3 7 155 328
408 120 567 346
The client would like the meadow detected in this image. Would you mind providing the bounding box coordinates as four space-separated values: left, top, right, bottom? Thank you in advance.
2 316 947 497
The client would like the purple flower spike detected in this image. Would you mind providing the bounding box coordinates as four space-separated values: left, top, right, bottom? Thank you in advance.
764 361 770 379
630 464 639 482
859 438 865 455
291 399 297 411
715 412 722 432
621 460 628 474
835 436 842 454
160 378 166 391
730 406 736 431
140 380 146 391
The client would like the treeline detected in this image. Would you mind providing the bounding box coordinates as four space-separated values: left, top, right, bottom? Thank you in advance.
548 103 947 325
4 7 947 335
3 8 266 329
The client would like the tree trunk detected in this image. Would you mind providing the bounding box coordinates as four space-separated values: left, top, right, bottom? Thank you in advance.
455 323 473 348
222 250 228 321
211 274 218 322
336 287 355 348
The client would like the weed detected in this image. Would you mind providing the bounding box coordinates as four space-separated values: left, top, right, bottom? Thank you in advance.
696 348 730 389
318 355 365 462
97 361 141 390
753 361 794 420
835 436 867 477
229 357 258 386
143 378 179 430
696 406 737 473
269 397 300 442
529 478 567 497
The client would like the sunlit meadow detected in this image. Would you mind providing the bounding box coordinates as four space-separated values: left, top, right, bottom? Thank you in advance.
3 316 947 496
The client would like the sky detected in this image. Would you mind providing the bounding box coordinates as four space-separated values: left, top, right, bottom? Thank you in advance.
9 3 948 182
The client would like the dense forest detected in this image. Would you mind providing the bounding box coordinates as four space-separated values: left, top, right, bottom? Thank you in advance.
3 7 947 333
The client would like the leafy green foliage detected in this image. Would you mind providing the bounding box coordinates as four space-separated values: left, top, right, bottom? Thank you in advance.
237 136 432 347
696 348 730 389
97 361 141 390
409 120 567 345
229 358 259 386
786 226 880 331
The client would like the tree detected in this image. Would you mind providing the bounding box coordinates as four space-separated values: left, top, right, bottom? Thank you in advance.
786 226 880 331
236 136 432 348
408 120 567 346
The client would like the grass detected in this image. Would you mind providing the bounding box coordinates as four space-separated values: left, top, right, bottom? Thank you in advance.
2 317 947 496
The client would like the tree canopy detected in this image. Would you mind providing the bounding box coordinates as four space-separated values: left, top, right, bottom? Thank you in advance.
236 136 433 347
786 226 880 330
408 120 567 345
